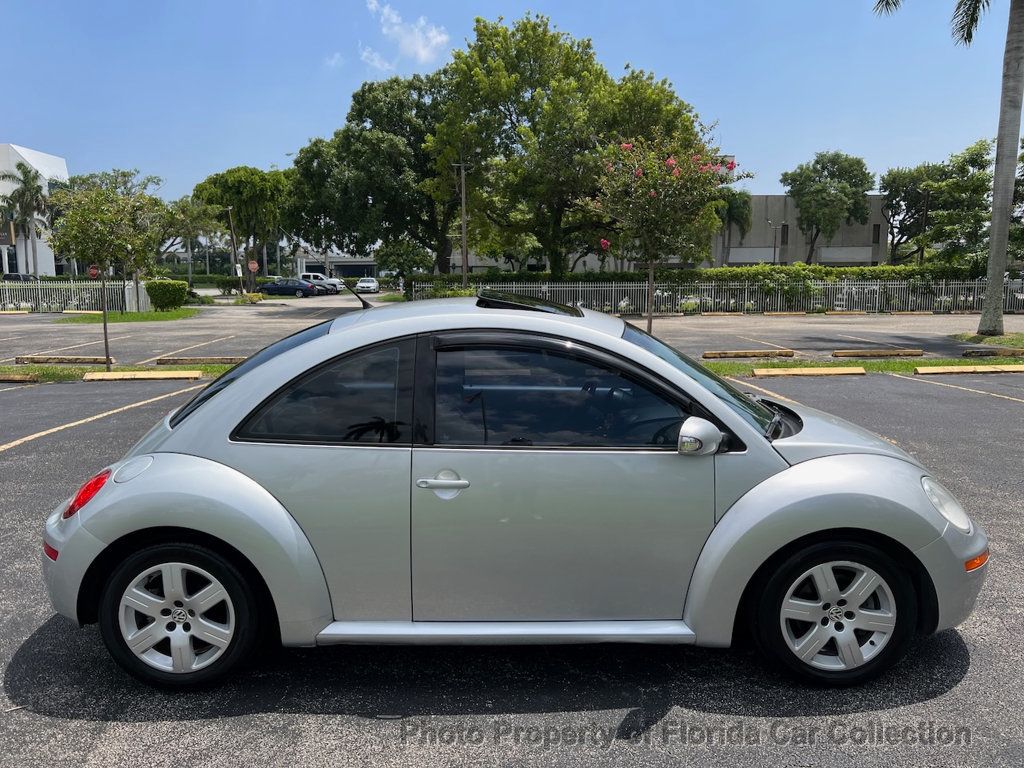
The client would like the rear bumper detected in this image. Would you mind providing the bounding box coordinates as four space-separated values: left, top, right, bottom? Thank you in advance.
42 505 107 624
915 520 989 633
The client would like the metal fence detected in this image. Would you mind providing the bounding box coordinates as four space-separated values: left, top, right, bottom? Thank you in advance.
0 280 153 313
413 279 1024 315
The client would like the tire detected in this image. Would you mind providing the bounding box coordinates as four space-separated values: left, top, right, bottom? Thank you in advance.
295 289 304 298
752 541 917 686
98 543 259 688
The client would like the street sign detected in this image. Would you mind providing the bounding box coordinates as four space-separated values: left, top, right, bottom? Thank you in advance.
87 264 100 279
247 260 259 273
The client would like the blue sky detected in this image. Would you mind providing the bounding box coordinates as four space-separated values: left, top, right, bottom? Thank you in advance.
5 0 1009 199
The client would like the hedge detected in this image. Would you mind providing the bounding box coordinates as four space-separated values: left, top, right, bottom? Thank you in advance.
145 280 189 310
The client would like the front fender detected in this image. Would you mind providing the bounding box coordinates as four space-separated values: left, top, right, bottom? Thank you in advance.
684 454 947 647
78 452 333 646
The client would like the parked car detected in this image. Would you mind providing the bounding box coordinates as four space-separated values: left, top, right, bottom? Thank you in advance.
42 291 988 687
299 272 341 294
354 277 379 293
261 278 317 298
2 273 39 282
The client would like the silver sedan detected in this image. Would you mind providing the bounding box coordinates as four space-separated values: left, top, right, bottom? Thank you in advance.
42 290 989 687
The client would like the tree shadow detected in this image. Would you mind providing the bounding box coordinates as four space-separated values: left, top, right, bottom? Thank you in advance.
5 616 970 737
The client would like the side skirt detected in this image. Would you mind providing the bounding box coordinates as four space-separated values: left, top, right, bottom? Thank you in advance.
315 620 696 646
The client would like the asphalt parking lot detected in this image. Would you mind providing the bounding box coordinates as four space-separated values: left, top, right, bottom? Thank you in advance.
1 308 1023 767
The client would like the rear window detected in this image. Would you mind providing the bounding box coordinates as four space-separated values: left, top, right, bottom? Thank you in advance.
169 320 332 428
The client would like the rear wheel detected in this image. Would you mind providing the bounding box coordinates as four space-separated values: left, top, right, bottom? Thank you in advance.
752 541 917 685
99 543 259 687
295 289 304 298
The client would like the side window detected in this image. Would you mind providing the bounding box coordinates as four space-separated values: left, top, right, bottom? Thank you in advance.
236 339 414 444
434 346 686 448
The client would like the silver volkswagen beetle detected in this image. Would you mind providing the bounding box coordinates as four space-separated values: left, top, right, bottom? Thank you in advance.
42 291 989 687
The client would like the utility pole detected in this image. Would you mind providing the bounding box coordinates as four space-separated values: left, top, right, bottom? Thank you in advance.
226 205 242 293
458 154 469 287
767 218 786 265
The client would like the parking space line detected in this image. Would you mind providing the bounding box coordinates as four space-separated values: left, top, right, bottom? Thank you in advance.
734 335 797 353
888 373 1024 404
0 384 39 394
0 384 204 454
837 333 902 348
136 335 236 365
725 377 802 405
0 335 25 342
0 334 137 364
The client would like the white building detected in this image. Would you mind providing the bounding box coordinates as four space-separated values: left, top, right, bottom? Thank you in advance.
1 144 70 276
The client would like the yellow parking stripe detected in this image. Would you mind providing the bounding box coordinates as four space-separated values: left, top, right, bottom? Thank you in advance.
888 373 1024 404
0 384 204 454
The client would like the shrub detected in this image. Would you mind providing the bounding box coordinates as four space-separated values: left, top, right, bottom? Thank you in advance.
216 275 240 295
145 280 189 311
234 292 263 305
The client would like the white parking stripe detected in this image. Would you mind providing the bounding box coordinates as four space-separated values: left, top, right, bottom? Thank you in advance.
836 333 903 348
734 335 796 352
136 335 236 366
0 384 39 394
725 377 801 405
888 373 1024 404
0 334 137 363
0 384 204 454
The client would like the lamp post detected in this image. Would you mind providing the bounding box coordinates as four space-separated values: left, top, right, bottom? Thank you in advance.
767 218 786 265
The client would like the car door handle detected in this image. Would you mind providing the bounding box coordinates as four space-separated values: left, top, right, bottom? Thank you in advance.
416 478 470 490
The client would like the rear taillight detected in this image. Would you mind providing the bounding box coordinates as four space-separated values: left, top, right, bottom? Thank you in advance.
63 468 112 519
43 542 59 561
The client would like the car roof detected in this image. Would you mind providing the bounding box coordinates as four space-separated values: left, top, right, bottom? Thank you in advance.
327 296 625 339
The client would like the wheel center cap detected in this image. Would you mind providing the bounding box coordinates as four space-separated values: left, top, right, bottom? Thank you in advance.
827 606 844 622
170 608 188 623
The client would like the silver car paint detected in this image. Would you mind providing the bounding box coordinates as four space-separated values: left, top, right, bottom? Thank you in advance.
43 298 988 648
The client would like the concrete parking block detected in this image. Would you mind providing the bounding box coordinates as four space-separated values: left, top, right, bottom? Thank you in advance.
962 348 1024 357
702 349 796 359
832 348 924 358
82 370 203 381
16 355 114 365
753 366 866 377
155 356 245 365
915 364 1024 375
0 373 39 383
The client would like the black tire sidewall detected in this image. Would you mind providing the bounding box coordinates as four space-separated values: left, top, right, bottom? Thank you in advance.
754 541 918 686
98 543 258 688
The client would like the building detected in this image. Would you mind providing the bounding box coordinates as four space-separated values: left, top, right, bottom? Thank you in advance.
711 194 889 267
1 144 70 276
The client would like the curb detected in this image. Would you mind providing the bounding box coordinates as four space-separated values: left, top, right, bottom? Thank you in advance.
963 348 1024 357
832 349 924 358
0 373 39 383
16 355 114 365
82 371 204 381
915 365 1024 375
703 350 795 359
61 310 103 314
156 356 246 365
0 310 30 314
753 367 866 377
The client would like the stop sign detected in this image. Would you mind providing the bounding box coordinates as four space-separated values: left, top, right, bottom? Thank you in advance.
87 264 100 279
247 260 259 273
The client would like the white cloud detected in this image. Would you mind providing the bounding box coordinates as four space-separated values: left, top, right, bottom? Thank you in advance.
323 51 344 68
364 0 449 65
359 45 394 72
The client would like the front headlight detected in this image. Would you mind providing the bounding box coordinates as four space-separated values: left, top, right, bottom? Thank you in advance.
922 477 972 534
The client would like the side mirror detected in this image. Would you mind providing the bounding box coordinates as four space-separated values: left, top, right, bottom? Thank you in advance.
677 416 723 456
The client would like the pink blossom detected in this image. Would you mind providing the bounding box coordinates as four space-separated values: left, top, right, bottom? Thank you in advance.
712 163 722 172
634 168 643 177
665 156 678 168
726 159 737 171
605 162 614 172
649 190 657 197
620 142 633 150
600 238 611 251
671 166 681 177
699 163 712 172
691 154 701 162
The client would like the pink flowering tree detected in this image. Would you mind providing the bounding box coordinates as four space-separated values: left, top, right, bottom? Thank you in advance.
588 135 740 331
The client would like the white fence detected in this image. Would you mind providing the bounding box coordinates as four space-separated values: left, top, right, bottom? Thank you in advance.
413 279 1024 315
0 280 153 313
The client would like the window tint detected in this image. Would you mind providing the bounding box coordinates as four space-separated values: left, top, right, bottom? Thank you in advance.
435 347 685 448
236 339 414 444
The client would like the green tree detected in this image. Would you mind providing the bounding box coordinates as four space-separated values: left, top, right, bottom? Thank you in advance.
780 152 874 263
432 15 702 277
374 238 435 297
48 187 162 370
161 196 222 285
0 161 48 277
876 0 1024 334
880 163 944 262
716 188 752 265
289 72 459 273
924 140 993 263
590 136 726 331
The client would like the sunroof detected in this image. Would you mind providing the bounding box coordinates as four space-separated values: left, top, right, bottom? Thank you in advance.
475 289 584 317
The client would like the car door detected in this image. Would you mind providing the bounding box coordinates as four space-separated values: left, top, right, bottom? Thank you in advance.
216 337 416 621
410 333 717 621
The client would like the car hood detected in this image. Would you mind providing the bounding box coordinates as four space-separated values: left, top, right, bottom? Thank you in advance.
770 401 923 468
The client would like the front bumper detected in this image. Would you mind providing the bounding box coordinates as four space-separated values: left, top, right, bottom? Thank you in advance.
915 519 989 633
42 503 108 624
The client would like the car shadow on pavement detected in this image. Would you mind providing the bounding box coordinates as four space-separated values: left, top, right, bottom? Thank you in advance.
5 616 969 735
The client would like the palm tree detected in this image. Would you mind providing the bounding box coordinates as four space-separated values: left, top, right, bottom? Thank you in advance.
716 188 752 266
0 162 47 278
875 0 1024 335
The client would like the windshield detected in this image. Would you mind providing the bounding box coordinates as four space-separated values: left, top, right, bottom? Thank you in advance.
622 324 776 434
169 320 333 428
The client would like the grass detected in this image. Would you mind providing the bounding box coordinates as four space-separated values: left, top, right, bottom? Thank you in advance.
704 356 1024 377
951 332 1024 347
0 363 233 383
57 308 200 324
376 293 407 302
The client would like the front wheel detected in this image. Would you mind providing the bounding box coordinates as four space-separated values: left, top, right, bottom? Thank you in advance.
99 543 259 687
752 541 917 685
